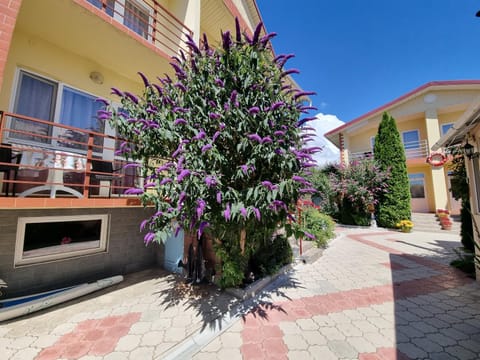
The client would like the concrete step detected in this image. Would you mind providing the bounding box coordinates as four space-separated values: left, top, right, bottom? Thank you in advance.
411 212 461 233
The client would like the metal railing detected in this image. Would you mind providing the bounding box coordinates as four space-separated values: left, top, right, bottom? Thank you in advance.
86 0 193 57
349 139 430 161
0 111 143 199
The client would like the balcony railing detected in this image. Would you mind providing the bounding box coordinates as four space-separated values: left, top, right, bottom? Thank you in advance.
349 139 430 161
86 0 193 57
0 111 145 200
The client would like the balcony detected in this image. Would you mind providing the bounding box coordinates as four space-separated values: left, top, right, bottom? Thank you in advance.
349 139 430 162
83 0 192 58
0 111 146 208
15 0 193 82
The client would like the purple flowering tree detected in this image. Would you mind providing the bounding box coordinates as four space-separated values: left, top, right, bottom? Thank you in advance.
105 20 318 287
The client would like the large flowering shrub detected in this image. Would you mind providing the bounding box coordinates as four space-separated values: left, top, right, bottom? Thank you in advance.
103 20 319 287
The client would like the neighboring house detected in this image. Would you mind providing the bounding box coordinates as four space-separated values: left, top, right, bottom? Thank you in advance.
432 97 480 280
0 0 263 296
324 80 480 215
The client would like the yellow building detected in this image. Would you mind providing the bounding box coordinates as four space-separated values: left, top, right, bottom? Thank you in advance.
433 97 480 279
0 0 264 296
324 81 480 214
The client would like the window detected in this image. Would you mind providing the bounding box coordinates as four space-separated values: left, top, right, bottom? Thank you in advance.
11 72 57 143
58 86 104 150
402 130 420 159
370 136 375 150
409 173 425 198
88 0 150 39
402 130 420 149
441 123 454 136
15 215 109 266
124 1 149 38
10 70 105 151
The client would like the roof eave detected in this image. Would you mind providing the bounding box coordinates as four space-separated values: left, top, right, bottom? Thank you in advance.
432 95 480 150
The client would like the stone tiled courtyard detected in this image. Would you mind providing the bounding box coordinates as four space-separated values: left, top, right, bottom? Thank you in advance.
1 226 479 359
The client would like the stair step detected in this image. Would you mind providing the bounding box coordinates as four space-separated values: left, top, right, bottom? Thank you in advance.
411 212 461 233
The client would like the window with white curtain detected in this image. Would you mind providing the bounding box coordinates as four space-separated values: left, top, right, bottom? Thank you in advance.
88 0 150 39
11 70 105 151
12 72 58 143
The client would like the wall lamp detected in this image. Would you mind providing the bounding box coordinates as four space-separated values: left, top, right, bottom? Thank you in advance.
463 141 475 159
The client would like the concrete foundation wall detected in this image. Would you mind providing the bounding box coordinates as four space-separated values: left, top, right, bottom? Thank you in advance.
0 207 162 297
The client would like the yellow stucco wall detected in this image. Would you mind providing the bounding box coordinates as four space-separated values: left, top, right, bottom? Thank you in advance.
0 30 143 111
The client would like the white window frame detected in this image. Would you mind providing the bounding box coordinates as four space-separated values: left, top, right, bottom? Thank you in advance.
408 173 426 199
441 123 454 136
14 214 110 267
8 68 115 160
111 0 152 41
402 129 420 149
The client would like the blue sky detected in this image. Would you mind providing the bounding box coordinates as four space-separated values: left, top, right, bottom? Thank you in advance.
256 0 480 123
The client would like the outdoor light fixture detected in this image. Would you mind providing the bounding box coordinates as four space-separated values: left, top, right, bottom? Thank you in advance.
463 141 475 159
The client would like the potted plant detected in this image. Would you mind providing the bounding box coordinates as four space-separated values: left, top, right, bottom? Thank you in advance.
440 217 453 230
396 219 414 233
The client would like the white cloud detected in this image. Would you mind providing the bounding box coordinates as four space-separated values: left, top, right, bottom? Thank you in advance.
307 113 344 166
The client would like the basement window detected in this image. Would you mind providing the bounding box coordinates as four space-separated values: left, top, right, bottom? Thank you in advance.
14 215 109 266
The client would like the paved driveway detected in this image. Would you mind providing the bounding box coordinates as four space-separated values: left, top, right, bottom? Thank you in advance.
1 226 479 359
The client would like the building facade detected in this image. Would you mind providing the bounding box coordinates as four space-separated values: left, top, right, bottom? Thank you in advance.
324 81 480 214
0 0 263 296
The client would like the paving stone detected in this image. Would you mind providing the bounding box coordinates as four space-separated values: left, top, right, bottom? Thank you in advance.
412 336 443 353
288 350 311 359
279 322 302 334
396 311 422 323
308 345 338 360
8 336 37 349
216 348 242 359
128 322 152 335
452 322 480 336
317 326 346 341
439 327 470 341
10 347 40 360
327 340 358 359
220 332 242 348
342 309 366 321
140 331 164 346
362 331 393 348
201 337 222 352
129 346 154 360
458 339 480 353
327 312 352 324
301 331 327 346
409 321 439 334
346 336 376 353
115 335 141 351
283 334 309 350
311 315 336 327
336 322 363 337
397 341 429 359
163 327 185 342
427 332 458 347
428 352 458 360
444 345 478 360
103 351 127 360
351 319 378 333
292 312 317 327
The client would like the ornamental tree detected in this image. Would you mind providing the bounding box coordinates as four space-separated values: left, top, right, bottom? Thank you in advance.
373 112 411 227
103 20 319 287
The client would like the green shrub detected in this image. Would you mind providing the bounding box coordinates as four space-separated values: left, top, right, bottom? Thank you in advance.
374 112 411 228
249 234 292 278
302 207 335 247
